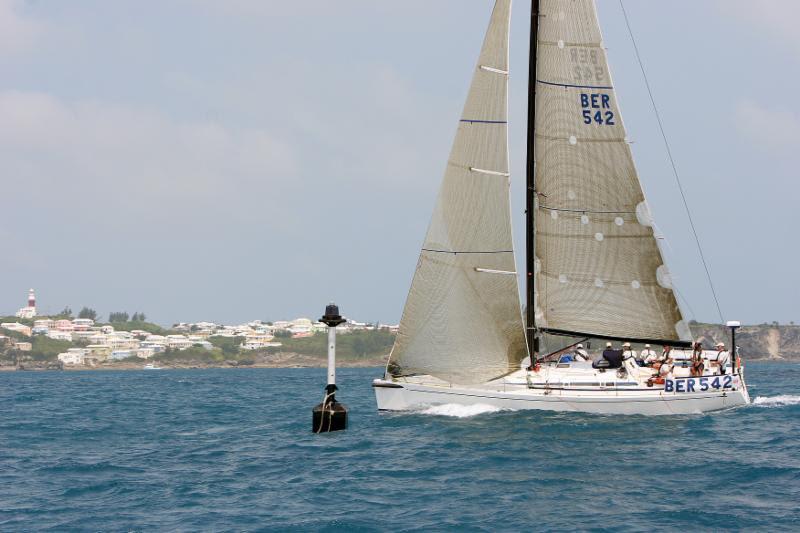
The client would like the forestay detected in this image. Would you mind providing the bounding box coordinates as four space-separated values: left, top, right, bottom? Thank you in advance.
532 0 690 344
387 0 527 385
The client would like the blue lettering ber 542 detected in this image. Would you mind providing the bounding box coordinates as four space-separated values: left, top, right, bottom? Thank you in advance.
664 375 733 393
580 93 615 126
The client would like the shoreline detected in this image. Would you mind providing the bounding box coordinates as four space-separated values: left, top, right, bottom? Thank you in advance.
0 356 792 372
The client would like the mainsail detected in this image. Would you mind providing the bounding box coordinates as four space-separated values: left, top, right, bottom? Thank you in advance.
387 0 527 385
532 0 690 345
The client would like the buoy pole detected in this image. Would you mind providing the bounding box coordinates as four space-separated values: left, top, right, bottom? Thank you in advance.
312 303 347 433
327 324 336 391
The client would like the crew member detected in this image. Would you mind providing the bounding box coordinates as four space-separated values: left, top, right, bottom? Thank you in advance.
601 342 623 369
622 342 640 365
690 341 705 377
573 343 590 362
715 342 731 374
641 344 658 365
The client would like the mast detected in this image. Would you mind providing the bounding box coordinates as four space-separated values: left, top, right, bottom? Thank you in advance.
525 0 540 362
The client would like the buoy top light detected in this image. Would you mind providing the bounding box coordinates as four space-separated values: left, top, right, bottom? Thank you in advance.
320 302 346 327
726 320 741 328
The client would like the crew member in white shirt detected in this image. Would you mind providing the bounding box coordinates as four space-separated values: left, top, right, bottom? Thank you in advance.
622 342 642 366
641 344 658 366
714 342 731 374
573 343 590 362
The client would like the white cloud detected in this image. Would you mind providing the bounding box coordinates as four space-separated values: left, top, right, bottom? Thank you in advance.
717 0 800 54
0 0 42 55
0 91 299 223
735 100 800 152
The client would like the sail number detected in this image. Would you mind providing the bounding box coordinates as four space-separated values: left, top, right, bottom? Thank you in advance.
581 93 615 126
664 375 734 393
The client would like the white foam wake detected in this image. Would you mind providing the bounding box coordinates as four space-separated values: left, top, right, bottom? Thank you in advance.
752 395 800 407
417 403 505 418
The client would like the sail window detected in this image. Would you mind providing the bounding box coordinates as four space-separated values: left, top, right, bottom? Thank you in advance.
594 278 605 288
480 65 509 75
567 189 576 200
594 232 604 242
568 135 577 145
615 217 625 226
559 274 568 284
550 210 559 220
631 280 641 289
558 40 565 49
474 267 517 275
580 215 589 225
469 167 510 177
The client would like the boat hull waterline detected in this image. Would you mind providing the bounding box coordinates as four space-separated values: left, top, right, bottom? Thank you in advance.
373 376 750 416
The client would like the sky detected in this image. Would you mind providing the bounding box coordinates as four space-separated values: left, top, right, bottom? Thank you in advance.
0 0 797 326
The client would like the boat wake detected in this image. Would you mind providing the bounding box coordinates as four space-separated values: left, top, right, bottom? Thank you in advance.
416 403 507 418
752 395 800 408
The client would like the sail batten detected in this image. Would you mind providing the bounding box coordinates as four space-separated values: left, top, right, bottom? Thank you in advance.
386 0 526 385
532 0 689 344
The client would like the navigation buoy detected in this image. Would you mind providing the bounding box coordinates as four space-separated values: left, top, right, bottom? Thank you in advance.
312 303 347 433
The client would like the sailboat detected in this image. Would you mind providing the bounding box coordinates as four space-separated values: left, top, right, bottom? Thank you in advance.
373 0 750 415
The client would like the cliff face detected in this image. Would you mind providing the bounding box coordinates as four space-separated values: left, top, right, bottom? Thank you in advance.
690 323 800 361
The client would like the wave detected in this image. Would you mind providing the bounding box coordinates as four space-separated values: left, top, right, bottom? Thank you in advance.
752 395 800 407
416 403 506 418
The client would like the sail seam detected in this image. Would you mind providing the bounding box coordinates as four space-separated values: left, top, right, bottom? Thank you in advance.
537 79 613 90
536 133 625 143
540 206 634 214
460 119 507 124
422 248 513 254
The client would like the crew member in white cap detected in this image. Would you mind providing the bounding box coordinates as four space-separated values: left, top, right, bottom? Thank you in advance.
573 343 589 362
641 344 658 366
714 342 731 374
622 342 641 366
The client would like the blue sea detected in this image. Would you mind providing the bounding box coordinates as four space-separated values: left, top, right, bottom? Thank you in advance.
1 363 798 532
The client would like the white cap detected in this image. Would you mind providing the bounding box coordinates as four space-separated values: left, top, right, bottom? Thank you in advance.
623 342 631 347
577 344 584 348
606 342 613 347
716 342 725 347
645 344 651 348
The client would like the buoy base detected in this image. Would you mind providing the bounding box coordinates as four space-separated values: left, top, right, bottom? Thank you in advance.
312 400 348 433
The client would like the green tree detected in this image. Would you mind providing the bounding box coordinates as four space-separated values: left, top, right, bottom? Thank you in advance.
55 306 73 319
109 311 130 323
78 307 97 320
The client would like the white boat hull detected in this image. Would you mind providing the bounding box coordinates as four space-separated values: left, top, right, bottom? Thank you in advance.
373 373 750 416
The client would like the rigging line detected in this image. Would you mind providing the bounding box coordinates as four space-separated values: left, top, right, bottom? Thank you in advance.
619 0 724 324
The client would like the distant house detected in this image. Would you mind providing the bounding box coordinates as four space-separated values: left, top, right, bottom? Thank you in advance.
1 322 32 337
54 320 74 332
72 318 94 331
46 330 72 341
14 342 32 351
58 349 86 365
110 350 132 360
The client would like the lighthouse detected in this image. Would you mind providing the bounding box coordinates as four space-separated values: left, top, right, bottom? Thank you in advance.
16 288 37 319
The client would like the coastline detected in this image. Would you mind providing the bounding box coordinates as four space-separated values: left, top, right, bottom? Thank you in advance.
0 352 390 372
0 354 791 372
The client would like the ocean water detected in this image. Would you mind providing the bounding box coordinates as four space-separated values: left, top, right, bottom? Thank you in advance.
1 363 798 532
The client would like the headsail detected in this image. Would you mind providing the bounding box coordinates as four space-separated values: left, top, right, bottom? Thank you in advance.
387 0 527 385
532 0 690 345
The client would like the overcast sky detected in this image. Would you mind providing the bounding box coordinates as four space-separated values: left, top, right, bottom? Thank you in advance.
1 0 797 325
